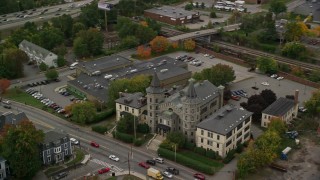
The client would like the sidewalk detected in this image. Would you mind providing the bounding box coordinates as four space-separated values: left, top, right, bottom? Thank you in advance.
115 170 147 180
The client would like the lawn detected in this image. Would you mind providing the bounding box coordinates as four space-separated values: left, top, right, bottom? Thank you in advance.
261 0 292 10
4 88 44 109
44 166 64 176
66 148 85 166
179 150 224 168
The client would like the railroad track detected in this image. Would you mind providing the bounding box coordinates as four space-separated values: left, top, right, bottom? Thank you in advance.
211 41 320 71
160 27 185 37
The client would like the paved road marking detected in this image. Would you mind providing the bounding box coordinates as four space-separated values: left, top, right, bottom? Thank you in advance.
90 158 123 172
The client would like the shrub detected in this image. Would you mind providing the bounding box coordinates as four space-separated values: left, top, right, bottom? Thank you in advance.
113 131 134 143
223 149 236 164
133 138 144 146
92 125 108 134
137 123 150 134
236 144 244 153
91 109 114 123
210 11 217 18
206 149 217 159
194 147 206 156
158 148 215 175
159 139 175 151
184 141 196 151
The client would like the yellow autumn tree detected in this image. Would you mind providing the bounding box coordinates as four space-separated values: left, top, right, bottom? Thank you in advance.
140 21 148 27
149 36 169 53
183 39 196 51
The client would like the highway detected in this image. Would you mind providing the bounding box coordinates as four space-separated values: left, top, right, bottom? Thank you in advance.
3 101 198 180
0 0 93 31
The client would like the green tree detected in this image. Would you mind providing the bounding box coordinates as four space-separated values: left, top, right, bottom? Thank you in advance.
284 22 307 42
39 62 48 71
72 22 86 37
71 102 96 124
57 56 66 67
120 36 140 49
304 90 320 117
193 63 236 86
135 25 157 44
255 129 281 164
201 2 205 9
73 37 90 58
0 48 27 79
260 89 277 106
210 10 217 18
117 113 135 134
73 28 104 58
269 0 287 17
207 20 213 29
166 132 186 149
51 14 73 38
78 0 103 28
1 121 44 179
307 70 320 83
268 118 287 135
38 27 64 50
281 42 308 60
146 18 162 34
45 69 59 80
185 4 193 10
258 20 278 42
256 56 278 74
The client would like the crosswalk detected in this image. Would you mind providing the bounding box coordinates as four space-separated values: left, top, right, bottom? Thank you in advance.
90 158 124 172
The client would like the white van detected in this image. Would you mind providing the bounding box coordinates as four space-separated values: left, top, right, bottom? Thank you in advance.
69 62 79 70
91 70 101 76
104 74 113 79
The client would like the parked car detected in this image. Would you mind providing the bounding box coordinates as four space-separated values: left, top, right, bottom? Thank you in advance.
138 162 150 169
298 106 307 113
162 171 173 178
166 167 179 175
98 167 110 174
54 172 68 180
277 76 284 80
194 173 205 180
109 155 119 162
231 95 240 101
270 74 278 78
153 157 164 164
261 82 270 86
70 138 79 145
90 141 99 148
146 159 156 165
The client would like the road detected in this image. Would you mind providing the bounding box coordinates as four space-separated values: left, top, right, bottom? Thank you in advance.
5 101 198 180
0 0 93 31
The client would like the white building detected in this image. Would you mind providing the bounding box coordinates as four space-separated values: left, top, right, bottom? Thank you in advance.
261 90 299 128
196 105 252 158
0 157 9 179
19 40 58 68
115 92 147 122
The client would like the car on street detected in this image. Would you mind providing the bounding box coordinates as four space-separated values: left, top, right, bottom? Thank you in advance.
70 138 79 145
90 141 99 148
209 55 214 59
166 167 179 175
204 54 209 57
146 159 156 165
270 74 278 78
162 171 173 178
194 173 205 180
109 155 119 162
277 76 284 80
54 172 68 180
261 82 270 86
231 95 240 101
153 157 164 164
98 167 110 174
138 162 150 169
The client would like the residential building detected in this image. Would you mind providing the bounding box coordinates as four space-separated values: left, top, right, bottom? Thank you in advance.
261 90 299 127
144 6 200 25
115 92 147 122
0 111 29 131
40 131 73 165
0 157 9 180
146 75 224 142
19 40 58 68
196 105 253 158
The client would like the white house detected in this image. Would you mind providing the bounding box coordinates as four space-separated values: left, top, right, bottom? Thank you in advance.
115 92 148 122
196 105 252 158
0 157 9 179
19 40 58 68
261 90 299 128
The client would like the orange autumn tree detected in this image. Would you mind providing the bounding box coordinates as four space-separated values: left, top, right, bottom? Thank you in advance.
0 78 10 94
171 41 179 49
150 36 169 53
137 45 151 59
140 21 148 27
184 39 196 51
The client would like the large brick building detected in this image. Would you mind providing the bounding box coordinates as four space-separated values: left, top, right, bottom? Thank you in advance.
144 6 200 26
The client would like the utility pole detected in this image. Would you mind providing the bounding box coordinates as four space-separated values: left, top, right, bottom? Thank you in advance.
104 10 108 32
134 116 137 140
128 152 131 175
174 144 177 162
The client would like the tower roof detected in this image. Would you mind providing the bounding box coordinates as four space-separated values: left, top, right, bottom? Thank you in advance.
186 79 197 98
150 72 160 88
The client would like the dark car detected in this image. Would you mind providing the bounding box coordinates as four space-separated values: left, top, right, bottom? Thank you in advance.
54 172 68 180
146 160 156 165
166 167 179 175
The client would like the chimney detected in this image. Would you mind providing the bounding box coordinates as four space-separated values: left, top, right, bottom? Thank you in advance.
119 92 123 97
294 90 299 104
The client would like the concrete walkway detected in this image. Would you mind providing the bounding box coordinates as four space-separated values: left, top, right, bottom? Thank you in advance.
147 135 165 151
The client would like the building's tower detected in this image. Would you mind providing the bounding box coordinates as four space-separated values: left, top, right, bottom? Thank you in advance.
218 85 225 108
182 79 201 143
146 72 165 133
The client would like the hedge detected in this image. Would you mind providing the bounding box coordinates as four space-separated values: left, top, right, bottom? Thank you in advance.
223 149 236 164
91 109 114 124
92 125 108 134
184 141 196 151
112 131 134 143
133 138 144 146
194 147 206 156
158 148 215 175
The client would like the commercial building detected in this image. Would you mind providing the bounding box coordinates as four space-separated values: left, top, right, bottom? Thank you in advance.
40 131 73 165
146 75 224 142
144 6 200 25
19 40 58 68
196 105 252 158
261 92 299 128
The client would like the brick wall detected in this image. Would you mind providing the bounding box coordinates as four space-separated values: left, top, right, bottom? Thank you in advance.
278 72 320 89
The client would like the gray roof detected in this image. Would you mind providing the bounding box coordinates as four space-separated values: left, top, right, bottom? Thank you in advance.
115 92 147 109
19 40 55 58
43 131 68 144
0 111 29 129
78 55 132 73
262 97 296 116
197 106 253 135
146 72 164 94
145 5 197 18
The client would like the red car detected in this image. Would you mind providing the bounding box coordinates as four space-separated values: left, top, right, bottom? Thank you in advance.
98 167 110 174
231 95 240 101
194 173 205 180
90 141 99 148
138 162 150 169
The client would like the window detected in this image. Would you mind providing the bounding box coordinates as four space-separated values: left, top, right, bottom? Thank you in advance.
210 100 217 108
150 106 152 110
245 125 250 132
245 118 250 124
217 143 220 148
237 132 242 139
191 132 193 136
185 131 187 135
65 149 68 155
155 99 158 103
201 138 203 143
149 98 152 102
119 104 122 109
156 106 158 110
54 147 61 153
125 106 129 111
64 143 68 148
201 130 204 135
217 135 220 140
47 156 51 162
132 109 134 113
150 112 152 117
237 123 243 130
226 131 232 139
264 115 266 119
226 140 232 147
200 107 207 114
207 140 213 146
160 119 162 123
207 132 213 138
47 149 50 154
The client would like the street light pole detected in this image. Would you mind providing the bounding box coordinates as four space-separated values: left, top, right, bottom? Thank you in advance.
134 116 137 140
